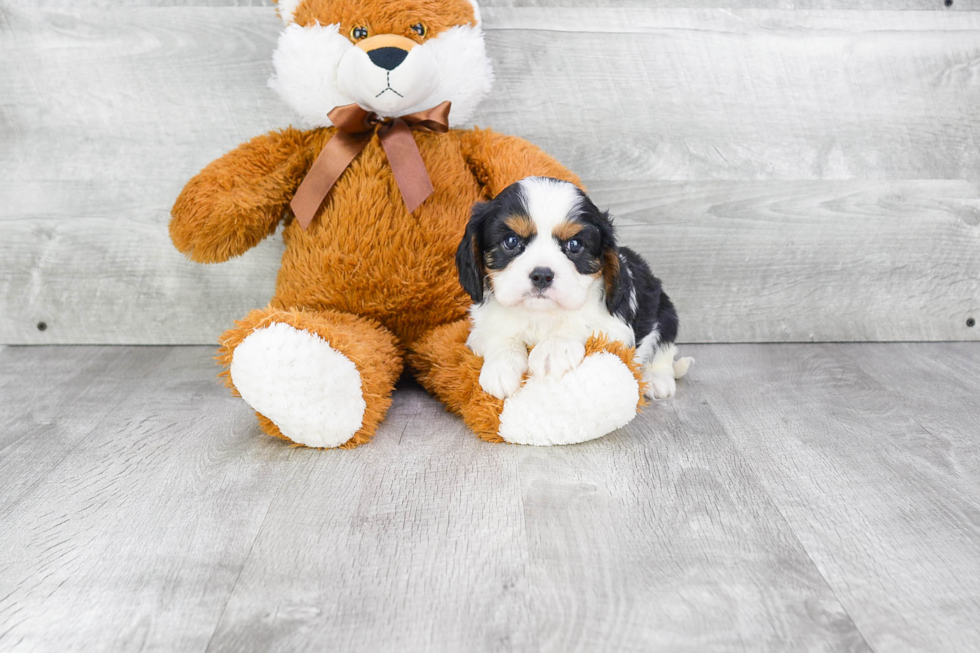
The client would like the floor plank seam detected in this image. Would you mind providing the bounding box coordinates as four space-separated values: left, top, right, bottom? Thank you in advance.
202 486 280 653
810 349 963 653
690 394 881 653
514 460 542 653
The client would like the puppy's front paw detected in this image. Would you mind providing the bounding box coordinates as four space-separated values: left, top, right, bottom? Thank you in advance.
528 339 586 380
480 354 528 399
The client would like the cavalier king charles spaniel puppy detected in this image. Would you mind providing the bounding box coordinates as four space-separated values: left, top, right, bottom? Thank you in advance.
456 176 693 401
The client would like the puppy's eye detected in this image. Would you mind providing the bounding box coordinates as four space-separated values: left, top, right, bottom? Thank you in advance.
411 22 427 38
350 25 369 40
502 235 521 251
566 238 584 254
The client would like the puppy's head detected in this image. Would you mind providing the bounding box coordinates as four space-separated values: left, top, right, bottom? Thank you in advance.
456 177 627 313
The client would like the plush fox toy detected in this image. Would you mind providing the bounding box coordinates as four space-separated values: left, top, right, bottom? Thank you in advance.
170 0 645 448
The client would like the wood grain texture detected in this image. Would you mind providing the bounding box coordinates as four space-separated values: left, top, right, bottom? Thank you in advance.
480 8 980 181
591 180 980 343
0 347 308 651
0 346 170 520
0 181 282 345
4 343 980 650
702 344 980 652
1 4 979 344
2 179 976 344
0 345 880 652
483 0 980 7
5 6 978 182
513 385 870 653
204 378 870 653
7 0 979 9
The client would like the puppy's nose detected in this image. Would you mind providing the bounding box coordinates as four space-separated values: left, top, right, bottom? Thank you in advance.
367 47 409 70
530 267 555 289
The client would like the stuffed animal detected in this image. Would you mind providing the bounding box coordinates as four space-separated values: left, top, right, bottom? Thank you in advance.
169 0 645 448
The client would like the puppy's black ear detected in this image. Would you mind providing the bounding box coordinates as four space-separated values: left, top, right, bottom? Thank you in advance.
603 245 629 317
456 201 492 303
596 210 630 317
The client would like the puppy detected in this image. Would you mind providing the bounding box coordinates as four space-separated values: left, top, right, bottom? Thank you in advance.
456 176 693 401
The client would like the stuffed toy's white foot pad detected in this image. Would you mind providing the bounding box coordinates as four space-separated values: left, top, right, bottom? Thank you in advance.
498 352 639 446
230 323 367 448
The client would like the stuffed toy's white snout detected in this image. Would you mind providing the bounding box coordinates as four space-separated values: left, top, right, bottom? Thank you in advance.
336 34 439 116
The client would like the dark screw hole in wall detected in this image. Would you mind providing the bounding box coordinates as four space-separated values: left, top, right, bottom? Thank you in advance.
945 0 953 6
968 318 976 328
37 321 47 332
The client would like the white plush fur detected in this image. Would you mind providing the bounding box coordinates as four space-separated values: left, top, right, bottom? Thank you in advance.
465 0 482 23
498 352 639 446
230 323 367 448
269 23 356 126
269 10 493 128
392 23 494 126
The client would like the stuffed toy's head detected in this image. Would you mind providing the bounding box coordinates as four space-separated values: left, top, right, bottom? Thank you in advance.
271 0 492 128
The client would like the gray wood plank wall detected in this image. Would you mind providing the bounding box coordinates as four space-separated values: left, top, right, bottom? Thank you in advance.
1 1 978 344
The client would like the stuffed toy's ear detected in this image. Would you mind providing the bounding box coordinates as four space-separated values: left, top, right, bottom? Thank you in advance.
456 201 492 303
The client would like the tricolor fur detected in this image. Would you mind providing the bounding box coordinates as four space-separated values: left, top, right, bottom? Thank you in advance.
457 177 693 400
271 0 493 128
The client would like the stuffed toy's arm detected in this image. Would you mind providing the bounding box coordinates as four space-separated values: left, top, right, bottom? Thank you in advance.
459 128 583 197
170 127 325 263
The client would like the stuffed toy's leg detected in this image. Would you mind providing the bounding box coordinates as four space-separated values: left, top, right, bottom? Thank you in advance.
217 307 402 449
408 321 646 446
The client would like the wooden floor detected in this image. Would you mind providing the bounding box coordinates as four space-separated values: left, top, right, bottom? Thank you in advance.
1 343 978 652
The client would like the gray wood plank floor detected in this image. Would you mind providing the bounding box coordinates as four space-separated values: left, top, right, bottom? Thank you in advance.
1 344 978 652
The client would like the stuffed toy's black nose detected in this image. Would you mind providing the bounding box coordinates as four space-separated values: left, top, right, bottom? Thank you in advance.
530 267 555 289
368 47 409 70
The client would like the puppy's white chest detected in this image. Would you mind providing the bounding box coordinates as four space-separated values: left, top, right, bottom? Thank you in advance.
468 294 634 355
511 310 605 347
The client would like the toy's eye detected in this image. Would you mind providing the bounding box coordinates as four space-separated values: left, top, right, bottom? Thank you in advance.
411 22 427 38
566 238 584 254
503 235 521 251
350 25 369 40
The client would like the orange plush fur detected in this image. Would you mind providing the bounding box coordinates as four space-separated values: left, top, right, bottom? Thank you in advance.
171 0 642 447
173 126 578 346
292 0 475 37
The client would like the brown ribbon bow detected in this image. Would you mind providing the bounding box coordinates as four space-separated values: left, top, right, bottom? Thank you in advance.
290 101 452 229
